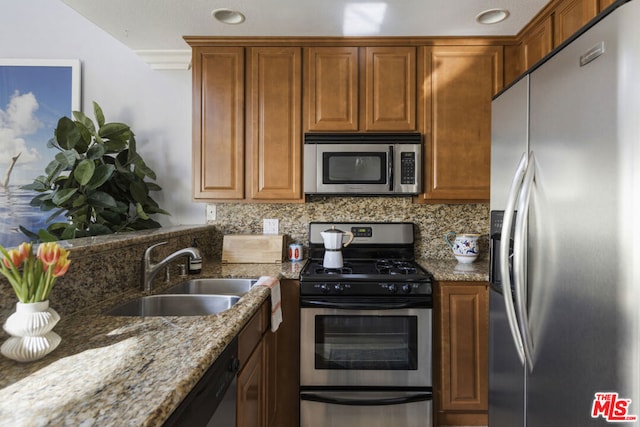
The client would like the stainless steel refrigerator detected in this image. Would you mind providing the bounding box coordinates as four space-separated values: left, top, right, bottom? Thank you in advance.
489 0 640 425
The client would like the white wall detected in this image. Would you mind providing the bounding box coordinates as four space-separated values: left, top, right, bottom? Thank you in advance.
0 0 204 226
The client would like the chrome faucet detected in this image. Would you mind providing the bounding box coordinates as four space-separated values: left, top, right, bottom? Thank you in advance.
143 241 202 294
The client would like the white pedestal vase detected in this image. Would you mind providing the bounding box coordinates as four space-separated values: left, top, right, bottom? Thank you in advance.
1 300 61 362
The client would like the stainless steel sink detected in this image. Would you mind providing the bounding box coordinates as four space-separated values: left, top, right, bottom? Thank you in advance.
163 278 256 296
106 294 240 317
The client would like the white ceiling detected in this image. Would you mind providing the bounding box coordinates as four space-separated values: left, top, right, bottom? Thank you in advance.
61 0 548 68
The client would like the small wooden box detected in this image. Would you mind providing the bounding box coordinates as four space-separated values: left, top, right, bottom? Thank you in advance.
222 234 284 264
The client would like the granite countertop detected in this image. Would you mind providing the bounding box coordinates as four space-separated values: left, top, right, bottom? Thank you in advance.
0 258 487 426
0 262 291 427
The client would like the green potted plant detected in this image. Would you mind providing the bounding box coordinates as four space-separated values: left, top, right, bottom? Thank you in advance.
21 101 169 241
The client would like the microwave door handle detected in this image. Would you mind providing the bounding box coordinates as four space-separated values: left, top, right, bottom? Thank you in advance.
388 146 394 191
300 392 432 406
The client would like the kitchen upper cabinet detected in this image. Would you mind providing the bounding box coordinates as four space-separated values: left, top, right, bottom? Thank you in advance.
190 45 303 202
303 46 416 132
246 47 303 201
521 16 553 71
599 0 615 10
192 47 245 200
363 46 417 131
504 0 603 87
304 47 359 131
420 45 502 202
434 281 489 426
553 0 598 47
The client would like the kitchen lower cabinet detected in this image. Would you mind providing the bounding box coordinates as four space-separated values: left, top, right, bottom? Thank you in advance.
237 280 300 427
434 281 489 426
420 46 502 203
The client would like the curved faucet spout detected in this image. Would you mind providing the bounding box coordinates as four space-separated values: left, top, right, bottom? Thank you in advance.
143 242 202 294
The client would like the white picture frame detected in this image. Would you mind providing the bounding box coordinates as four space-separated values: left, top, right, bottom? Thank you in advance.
0 58 81 247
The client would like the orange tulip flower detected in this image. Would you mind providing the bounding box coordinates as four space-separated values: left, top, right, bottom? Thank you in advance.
37 242 61 266
52 251 71 277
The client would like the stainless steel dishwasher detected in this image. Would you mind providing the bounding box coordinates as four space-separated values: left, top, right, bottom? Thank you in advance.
164 337 239 426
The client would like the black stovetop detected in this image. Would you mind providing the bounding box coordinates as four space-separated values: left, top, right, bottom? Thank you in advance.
300 258 431 282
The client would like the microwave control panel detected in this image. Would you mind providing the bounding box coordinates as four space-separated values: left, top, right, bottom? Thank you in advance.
400 152 416 185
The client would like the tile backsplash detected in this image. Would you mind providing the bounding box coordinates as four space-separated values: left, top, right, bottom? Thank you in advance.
211 197 490 261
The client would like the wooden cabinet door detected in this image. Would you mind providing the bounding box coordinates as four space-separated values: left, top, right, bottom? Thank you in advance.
304 47 359 131
421 46 502 202
553 0 599 47
599 0 616 11
246 47 303 201
435 282 489 425
237 338 265 427
192 47 244 200
363 46 416 131
265 279 300 427
522 16 553 70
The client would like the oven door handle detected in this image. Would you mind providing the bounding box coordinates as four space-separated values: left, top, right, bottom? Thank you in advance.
301 300 430 310
300 392 432 406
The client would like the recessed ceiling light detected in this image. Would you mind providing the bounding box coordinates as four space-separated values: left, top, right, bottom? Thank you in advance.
212 8 246 25
476 8 510 25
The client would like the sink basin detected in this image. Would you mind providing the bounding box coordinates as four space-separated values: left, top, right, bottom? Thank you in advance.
164 278 256 296
106 294 240 317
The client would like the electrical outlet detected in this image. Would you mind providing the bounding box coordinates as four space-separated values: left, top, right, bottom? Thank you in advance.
206 204 216 222
263 218 279 234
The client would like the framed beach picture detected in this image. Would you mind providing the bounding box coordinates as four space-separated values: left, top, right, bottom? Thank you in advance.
0 59 81 247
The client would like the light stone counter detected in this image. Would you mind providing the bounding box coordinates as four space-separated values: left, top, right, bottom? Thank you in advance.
0 256 484 426
0 261 300 427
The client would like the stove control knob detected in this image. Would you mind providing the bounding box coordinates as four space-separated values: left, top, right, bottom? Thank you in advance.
387 283 398 294
319 283 331 294
401 284 412 294
333 283 345 293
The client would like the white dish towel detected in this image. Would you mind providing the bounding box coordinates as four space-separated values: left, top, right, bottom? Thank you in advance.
255 276 282 332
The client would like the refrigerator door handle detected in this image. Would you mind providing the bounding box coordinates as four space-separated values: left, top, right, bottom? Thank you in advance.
514 152 536 372
500 152 528 366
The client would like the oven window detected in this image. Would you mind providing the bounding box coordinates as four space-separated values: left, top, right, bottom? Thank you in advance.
322 152 386 184
315 315 418 370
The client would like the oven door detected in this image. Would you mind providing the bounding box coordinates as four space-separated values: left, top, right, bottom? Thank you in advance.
300 297 432 387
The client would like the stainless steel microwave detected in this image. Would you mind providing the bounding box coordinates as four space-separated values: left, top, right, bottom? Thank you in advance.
303 133 422 195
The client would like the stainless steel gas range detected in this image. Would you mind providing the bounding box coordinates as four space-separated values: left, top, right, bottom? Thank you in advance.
299 222 433 427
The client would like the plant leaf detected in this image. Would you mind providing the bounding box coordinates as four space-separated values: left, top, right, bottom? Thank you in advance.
55 117 80 150
93 102 105 127
55 150 76 167
86 144 105 160
73 110 96 134
87 191 117 208
129 180 148 204
52 188 79 205
86 164 115 190
74 159 96 186
38 228 60 242
135 202 150 220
